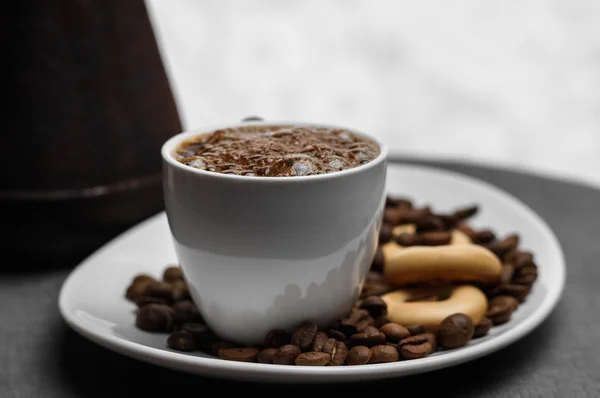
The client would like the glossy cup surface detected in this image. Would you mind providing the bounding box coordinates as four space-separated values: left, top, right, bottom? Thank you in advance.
161 121 388 344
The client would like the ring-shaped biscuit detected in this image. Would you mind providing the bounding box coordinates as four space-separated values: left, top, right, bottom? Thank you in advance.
382 227 474 273
381 285 488 331
383 244 502 286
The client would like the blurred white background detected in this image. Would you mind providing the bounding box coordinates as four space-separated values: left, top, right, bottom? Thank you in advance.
145 0 600 187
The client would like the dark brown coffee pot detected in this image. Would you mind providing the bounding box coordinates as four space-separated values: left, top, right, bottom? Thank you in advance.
1 0 183 266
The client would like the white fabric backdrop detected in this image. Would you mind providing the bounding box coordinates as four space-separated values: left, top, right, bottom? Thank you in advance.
145 0 600 187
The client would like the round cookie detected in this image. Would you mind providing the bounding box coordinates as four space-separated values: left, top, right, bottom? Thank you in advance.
382 227 474 272
381 285 488 332
383 244 502 286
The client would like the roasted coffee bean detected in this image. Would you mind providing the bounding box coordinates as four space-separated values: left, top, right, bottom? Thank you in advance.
311 331 330 352
295 352 331 366
132 274 155 285
395 232 422 247
366 271 387 284
438 313 474 349
453 205 479 220
167 330 195 351
514 265 537 285
335 318 359 338
125 276 155 301
135 304 175 332
484 285 502 299
162 266 184 282
473 229 495 244
397 199 413 210
517 265 538 277
415 216 446 233
486 295 519 325
398 334 429 347
406 324 425 336
360 296 387 317
264 329 290 348
380 323 410 343
133 296 167 308
145 281 176 302
423 332 437 352
515 252 535 269
347 331 386 347
346 346 372 365
355 319 371 333
374 314 392 328
211 341 236 356
363 280 392 294
328 329 347 342
514 273 537 286
489 296 519 311
371 248 384 273
172 300 202 325
503 249 518 264
505 250 534 269
473 317 493 338
487 234 520 258
369 345 399 363
383 208 406 225
291 321 318 351
456 223 476 239
439 214 458 230
399 342 432 359
385 196 398 208
181 322 208 334
171 289 185 303
420 231 452 246
332 310 369 337
361 325 380 335
501 263 515 285
348 308 369 323
172 280 191 301
399 199 413 208
322 338 348 366
495 284 530 302
257 348 278 364
379 223 394 243
397 334 434 359
173 281 192 300
218 347 259 362
385 342 398 350
360 282 391 298
385 196 413 209
181 323 215 351
272 345 302 365
403 207 432 223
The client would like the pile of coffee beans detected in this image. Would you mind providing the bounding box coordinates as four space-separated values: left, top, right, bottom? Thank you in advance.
123 195 539 365
376 196 538 306
126 272 474 364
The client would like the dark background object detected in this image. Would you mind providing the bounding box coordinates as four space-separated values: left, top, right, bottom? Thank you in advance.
1 158 598 396
1 0 182 266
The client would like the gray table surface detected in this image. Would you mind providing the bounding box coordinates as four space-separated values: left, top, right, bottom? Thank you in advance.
1 158 599 397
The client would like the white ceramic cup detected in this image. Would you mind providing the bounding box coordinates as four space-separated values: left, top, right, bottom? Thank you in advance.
161 121 388 345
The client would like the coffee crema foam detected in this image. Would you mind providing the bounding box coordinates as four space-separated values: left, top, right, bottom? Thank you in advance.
172 125 381 177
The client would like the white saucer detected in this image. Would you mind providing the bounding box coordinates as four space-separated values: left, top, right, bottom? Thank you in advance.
58 163 565 383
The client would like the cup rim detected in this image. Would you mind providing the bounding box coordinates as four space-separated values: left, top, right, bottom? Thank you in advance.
161 120 388 183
